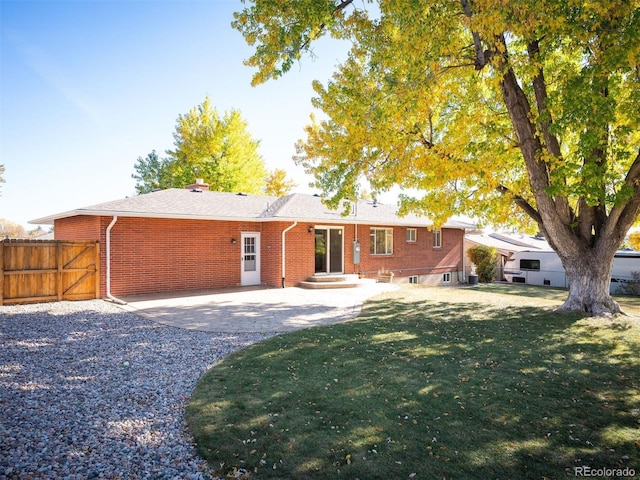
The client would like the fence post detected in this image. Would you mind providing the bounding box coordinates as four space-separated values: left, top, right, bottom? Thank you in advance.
0 240 4 306
94 241 100 299
57 242 63 302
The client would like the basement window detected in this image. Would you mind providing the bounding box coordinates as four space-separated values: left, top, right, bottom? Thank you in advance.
409 275 419 284
442 272 451 284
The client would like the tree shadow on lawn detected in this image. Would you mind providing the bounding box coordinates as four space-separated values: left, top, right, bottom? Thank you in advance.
472 283 570 301
472 283 640 316
187 293 640 479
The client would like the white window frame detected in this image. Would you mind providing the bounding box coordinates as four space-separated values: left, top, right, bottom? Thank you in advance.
433 229 442 248
370 228 393 255
442 272 451 284
409 275 419 284
406 228 417 243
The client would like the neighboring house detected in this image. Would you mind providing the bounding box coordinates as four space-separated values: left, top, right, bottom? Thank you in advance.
30 231 55 240
31 181 476 298
465 232 550 280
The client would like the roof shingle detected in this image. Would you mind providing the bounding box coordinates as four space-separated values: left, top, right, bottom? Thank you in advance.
30 189 475 229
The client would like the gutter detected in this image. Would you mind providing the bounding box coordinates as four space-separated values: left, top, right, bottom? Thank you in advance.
281 221 298 288
30 211 436 227
105 216 127 305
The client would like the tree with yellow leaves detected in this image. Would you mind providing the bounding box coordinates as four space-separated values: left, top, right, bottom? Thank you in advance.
0 218 26 239
233 0 640 315
264 168 297 196
133 97 266 195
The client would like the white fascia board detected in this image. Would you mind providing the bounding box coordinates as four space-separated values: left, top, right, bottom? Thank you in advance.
31 210 470 230
270 215 436 228
29 210 267 225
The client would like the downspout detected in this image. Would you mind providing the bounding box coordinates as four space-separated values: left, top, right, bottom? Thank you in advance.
462 228 468 284
281 221 298 288
354 223 358 275
106 216 127 305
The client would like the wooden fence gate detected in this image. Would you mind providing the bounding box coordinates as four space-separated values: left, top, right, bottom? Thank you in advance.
0 239 100 305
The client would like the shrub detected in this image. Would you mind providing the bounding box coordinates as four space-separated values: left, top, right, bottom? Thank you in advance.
615 270 640 295
467 245 498 283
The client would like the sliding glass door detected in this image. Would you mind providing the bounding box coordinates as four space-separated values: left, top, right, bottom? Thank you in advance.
314 227 343 274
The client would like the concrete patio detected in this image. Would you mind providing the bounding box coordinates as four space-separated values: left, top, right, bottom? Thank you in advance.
116 282 399 333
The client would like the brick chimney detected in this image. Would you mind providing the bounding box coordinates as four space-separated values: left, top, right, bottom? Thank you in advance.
185 178 209 191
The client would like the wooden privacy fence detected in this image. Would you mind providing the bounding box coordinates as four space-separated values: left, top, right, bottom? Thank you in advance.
0 239 100 305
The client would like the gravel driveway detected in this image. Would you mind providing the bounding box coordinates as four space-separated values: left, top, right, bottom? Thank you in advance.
0 300 275 479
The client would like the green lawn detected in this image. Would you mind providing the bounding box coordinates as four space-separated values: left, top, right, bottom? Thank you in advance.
186 284 640 479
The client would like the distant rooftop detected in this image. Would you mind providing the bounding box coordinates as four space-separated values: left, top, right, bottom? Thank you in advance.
466 231 550 254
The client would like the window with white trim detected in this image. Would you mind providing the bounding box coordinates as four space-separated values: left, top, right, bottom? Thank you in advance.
409 275 419 284
433 229 442 248
406 228 417 242
442 272 451 284
370 228 393 255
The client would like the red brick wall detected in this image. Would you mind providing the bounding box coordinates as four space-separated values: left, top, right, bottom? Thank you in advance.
352 225 464 280
280 223 464 286
106 217 267 296
54 215 465 296
56 216 272 297
281 222 316 287
54 215 101 241
257 222 281 288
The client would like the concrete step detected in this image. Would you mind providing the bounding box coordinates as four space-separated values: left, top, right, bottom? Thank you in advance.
299 275 375 289
304 274 360 283
298 280 363 289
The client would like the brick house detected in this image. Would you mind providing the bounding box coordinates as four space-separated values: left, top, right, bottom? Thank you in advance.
30 181 475 298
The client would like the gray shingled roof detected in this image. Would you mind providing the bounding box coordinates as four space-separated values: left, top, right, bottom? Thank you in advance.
30 189 475 229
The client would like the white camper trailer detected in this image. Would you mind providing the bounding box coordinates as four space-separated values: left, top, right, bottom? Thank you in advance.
504 250 640 294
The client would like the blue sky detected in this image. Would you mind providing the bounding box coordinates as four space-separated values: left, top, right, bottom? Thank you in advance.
1 0 351 229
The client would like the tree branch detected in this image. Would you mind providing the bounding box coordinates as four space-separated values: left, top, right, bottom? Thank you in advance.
580 81 611 244
527 40 562 159
618 148 640 224
301 0 355 51
460 0 492 70
607 148 640 235
527 39 575 227
497 185 542 224
497 44 548 193
576 197 596 246
625 148 640 186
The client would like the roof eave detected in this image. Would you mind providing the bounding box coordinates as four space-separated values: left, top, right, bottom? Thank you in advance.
30 210 474 230
29 210 270 225
271 215 475 229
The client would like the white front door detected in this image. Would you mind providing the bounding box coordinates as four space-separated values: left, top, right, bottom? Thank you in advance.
241 232 261 286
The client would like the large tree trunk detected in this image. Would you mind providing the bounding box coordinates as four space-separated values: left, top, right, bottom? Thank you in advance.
557 249 622 316
496 46 631 317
